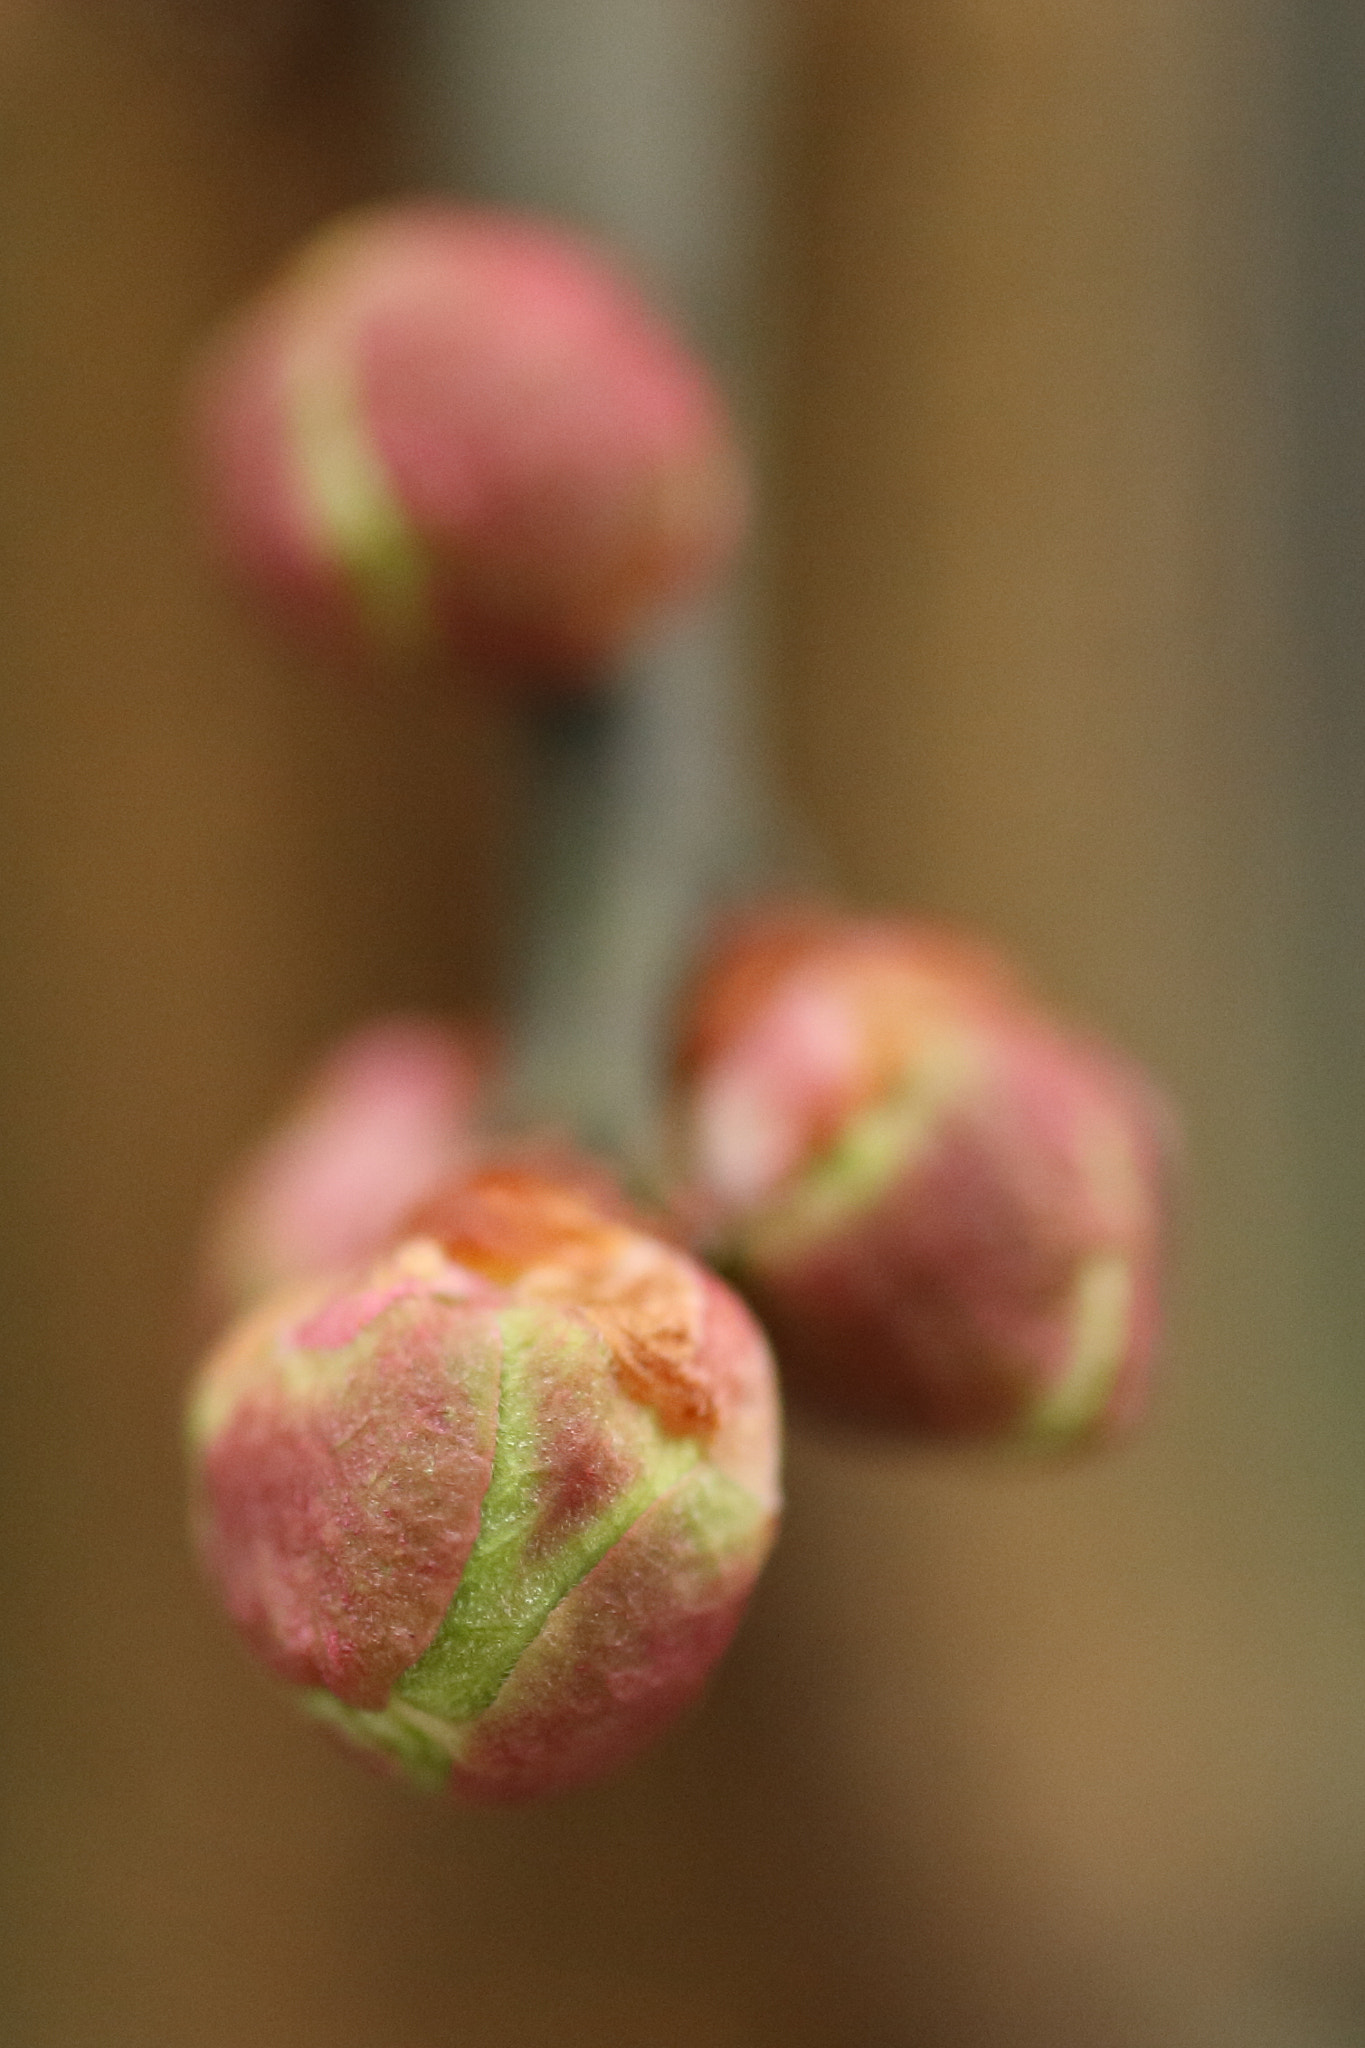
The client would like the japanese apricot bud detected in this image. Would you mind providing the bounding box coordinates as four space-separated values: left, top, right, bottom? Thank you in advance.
189 204 747 683
669 911 1170 1447
202 1016 489 1319
187 1163 781 1802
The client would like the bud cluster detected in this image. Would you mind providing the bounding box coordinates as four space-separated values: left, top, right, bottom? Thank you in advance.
183 201 1175 1804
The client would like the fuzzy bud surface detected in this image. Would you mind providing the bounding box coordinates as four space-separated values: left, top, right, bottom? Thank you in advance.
187 1164 781 1801
189 204 748 683
671 910 1170 1446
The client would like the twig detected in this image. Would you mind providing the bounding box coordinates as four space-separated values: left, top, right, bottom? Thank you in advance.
403 0 790 1177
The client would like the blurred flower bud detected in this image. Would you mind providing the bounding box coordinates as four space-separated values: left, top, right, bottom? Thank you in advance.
187 1162 781 1802
189 204 748 683
669 910 1171 1447
202 1017 489 1319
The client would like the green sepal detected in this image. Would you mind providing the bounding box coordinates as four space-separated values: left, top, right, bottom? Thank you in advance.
303 1689 458 1793
393 1309 700 1724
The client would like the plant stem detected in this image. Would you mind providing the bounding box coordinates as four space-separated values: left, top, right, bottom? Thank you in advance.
506 598 782 1177
402 0 791 1176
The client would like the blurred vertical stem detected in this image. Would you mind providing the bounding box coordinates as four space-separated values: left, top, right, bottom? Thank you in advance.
402 0 788 1178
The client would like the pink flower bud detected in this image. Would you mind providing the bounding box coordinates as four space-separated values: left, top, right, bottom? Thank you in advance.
669 910 1171 1447
202 1017 490 1317
187 1163 781 1802
189 204 748 683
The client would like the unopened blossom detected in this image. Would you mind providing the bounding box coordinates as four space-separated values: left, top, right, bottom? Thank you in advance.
188 1162 781 1802
189 204 747 683
203 1016 489 1318
669 909 1170 1447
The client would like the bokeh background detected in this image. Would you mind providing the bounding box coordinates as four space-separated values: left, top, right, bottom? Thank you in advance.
4 5 1365 2042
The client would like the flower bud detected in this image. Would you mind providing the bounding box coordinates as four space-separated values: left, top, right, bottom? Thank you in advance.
189 204 748 684
670 910 1170 1447
187 1163 781 1802
202 1017 489 1318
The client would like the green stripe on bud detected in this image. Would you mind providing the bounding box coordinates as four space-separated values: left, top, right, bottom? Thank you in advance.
303 1688 460 1793
1018 1252 1133 1448
395 1310 700 1724
731 1036 979 1266
287 348 434 656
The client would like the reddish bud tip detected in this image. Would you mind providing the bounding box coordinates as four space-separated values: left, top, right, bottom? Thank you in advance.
189 204 748 685
188 1160 781 1801
202 1017 491 1317
670 908 1173 1449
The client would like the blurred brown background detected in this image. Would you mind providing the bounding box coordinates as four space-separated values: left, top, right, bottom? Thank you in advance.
4 5 1365 2043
